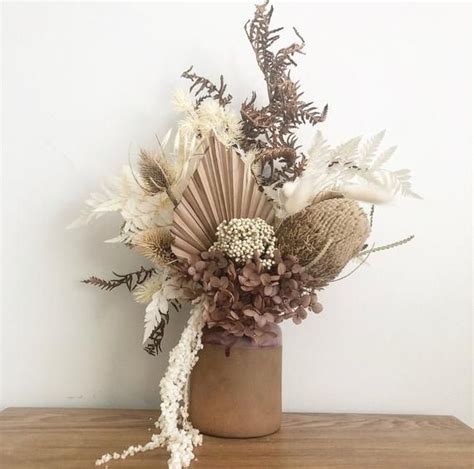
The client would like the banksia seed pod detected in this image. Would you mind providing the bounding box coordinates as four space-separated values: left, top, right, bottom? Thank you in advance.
276 193 370 283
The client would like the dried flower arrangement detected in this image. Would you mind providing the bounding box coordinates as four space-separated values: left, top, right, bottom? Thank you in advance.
71 2 418 468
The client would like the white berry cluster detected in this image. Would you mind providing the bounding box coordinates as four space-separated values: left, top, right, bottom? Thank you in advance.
210 217 276 269
96 305 205 469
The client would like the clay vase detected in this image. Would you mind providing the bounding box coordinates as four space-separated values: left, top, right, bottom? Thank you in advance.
189 325 282 438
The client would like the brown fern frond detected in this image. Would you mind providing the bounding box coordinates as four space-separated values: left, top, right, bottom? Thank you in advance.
82 267 156 292
181 66 232 107
241 0 328 186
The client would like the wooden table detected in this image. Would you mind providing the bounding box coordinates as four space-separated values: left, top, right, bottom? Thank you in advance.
0 408 472 468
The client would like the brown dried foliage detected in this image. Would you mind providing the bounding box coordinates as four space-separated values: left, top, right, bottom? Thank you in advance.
178 2 327 186
177 250 323 343
82 266 156 292
241 0 328 185
181 66 232 108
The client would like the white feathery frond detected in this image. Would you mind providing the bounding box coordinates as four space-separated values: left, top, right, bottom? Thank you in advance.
143 292 168 344
142 274 185 343
307 130 331 161
329 136 362 166
375 170 422 199
271 130 419 216
371 145 397 171
67 190 112 229
70 165 175 243
359 130 385 168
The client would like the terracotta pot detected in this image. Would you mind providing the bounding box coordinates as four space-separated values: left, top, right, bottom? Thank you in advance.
190 326 282 438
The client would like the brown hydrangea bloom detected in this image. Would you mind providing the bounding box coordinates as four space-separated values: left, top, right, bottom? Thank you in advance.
177 250 323 342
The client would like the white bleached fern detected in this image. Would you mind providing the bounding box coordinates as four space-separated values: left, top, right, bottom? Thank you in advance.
136 271 189 343
68 165 174 243
273 130 420 216
69 128 202 244
143 290 169 344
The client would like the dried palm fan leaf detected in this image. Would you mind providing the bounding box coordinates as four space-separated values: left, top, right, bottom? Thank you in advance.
276 192 370 284
171 135 275 262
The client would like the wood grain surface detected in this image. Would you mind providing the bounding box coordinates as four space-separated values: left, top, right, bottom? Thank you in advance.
0 408 472 468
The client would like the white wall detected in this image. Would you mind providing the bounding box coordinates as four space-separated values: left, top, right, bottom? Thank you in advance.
2 2 472 426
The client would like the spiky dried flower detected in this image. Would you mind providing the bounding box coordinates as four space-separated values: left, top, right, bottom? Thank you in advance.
132 228 176 266
176 250 322 343
137 149 180 206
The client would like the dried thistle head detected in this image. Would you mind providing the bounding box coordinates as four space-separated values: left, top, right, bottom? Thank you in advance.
138 149 177 194
132 228 176 266
276 194 370 283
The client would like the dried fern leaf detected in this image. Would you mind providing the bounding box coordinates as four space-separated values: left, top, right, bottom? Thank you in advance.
82 267 156 292
181 66 232 107
240 0 327 186
359 130 385 168
371 145 397 171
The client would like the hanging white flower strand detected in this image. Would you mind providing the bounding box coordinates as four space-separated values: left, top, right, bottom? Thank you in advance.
95 304 205 469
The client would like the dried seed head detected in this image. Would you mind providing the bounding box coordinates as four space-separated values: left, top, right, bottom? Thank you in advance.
276 193 370 283
133 228 175 266
138 149 176 194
